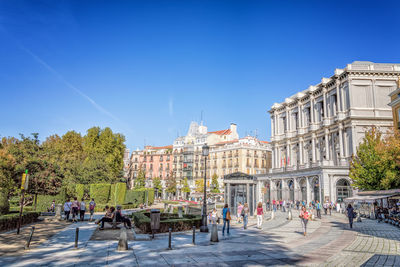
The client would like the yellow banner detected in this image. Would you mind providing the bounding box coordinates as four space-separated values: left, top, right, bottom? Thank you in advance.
21 173 26 190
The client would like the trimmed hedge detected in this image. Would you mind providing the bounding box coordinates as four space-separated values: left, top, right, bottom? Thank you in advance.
93 203 139 212
124 190 144 205
115 183 126 205
131 212 201 233
75 184 84 200
126 188 154 206
35 191 67 212
0 211 40 232
110 183 127 205
89 184 111 204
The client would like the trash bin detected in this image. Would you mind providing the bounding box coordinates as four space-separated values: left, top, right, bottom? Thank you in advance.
150 209 160 238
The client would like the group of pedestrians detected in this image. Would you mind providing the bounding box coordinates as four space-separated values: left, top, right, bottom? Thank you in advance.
63 198 96 222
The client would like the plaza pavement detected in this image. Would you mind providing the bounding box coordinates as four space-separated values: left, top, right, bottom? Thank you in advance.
0 209 399 266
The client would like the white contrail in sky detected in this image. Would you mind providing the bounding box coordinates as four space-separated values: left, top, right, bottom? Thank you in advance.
18 44 121 123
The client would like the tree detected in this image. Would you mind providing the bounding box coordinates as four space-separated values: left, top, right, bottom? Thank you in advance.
0 147 16 214
350 127 399 190
165 172 177 197
181 177 190 199
210 174 220 193
195 179 204 193
135 169 146 188
152 177 162 197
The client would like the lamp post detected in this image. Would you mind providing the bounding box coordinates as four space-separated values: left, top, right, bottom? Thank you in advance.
200 144 209 232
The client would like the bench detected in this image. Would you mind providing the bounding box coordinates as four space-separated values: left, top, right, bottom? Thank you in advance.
102 211 125 229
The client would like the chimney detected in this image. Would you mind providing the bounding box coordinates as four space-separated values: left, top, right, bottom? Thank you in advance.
230 123 237 134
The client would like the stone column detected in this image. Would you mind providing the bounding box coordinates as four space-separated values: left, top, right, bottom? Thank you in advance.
306 177 311 204
336 79 342 113
299 103 303 129
271 115 275 139
274 113 278 135
323 89 328 120
281 179 287 201
324 129 330 161
311 133 316 163
287 141 291 167
299 138 304 165
310 96 315 124
338 123 345 164
271 145 275 169
226 183 231 207
285 109 289 132
293 178 299 201
343 127 348 160
246 183 250 204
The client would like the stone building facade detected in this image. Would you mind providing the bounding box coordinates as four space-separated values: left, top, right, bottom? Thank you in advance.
388 79 400 129
258 61 399 204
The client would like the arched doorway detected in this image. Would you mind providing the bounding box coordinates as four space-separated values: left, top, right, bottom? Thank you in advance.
288 180 294 202
336 179 352 202
276 181 282 200
299 178 307 202
312 177 320 202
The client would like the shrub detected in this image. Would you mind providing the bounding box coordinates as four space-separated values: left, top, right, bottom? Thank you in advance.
0 211 40 232
89 184 111 204
131 212 201 233
115 183 127 205
124 190 144 205
75 184 85 200
35 193 67 212
0 190 10 215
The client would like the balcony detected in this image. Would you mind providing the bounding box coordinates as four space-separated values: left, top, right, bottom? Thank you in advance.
234 153 239 157
222 164 226 168
228 153 233 158
234 163 239 167
222 155 226 159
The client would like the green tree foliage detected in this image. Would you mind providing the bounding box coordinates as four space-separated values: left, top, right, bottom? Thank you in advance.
152 177 162 191
350 128 400 190
181 177 190 199
0 127 126 204
195 179 204 193
135 169 146 188
211 174 220 193
165 172 177 194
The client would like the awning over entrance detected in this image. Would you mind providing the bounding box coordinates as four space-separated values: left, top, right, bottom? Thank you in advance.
344 194 397 202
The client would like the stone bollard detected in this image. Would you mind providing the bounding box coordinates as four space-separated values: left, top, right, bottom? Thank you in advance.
117 228 128 251
357 213 362 223
169 205 174 214
271 210 275 220
56 204 62 221
287 210 292 220
178 206 183 218
164 203 168 211
210 223 219 242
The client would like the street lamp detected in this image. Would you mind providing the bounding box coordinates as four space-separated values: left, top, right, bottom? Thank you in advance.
200 144 209 232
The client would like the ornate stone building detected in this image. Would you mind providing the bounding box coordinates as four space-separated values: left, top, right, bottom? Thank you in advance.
258 61 399 204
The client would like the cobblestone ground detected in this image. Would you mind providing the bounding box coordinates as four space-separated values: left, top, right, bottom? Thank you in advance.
1 209 400 266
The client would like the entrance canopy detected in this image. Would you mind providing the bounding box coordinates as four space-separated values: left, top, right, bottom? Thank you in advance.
344 194 396 203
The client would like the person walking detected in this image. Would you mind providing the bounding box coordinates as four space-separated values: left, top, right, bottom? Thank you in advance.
243 203 250 229
316 200 321 219
299 206 310 236
237 202 243 223
282 200 286 212
296 200 300 210
80 198 86 221
89 198 96 222
272 199 277 212
347 204 355 229
71 197 80 223
328 202 332 215
256 202 264 229
222 204 231 236
63 199 72 221
323 201 328 215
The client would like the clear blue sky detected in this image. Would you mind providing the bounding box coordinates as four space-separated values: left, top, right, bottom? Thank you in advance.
1 0 399 150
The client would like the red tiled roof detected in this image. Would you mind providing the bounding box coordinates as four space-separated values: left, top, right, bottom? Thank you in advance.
260 141 269 144
208 129 232 135
147 145 173 150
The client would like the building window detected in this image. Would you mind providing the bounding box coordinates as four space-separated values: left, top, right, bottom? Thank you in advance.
283 116 287 132
293 112 298 129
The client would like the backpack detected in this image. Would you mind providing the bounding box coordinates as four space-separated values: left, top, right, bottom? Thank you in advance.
226 209 231 220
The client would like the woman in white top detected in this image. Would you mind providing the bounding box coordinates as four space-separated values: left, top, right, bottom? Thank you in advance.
80 198 86 221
